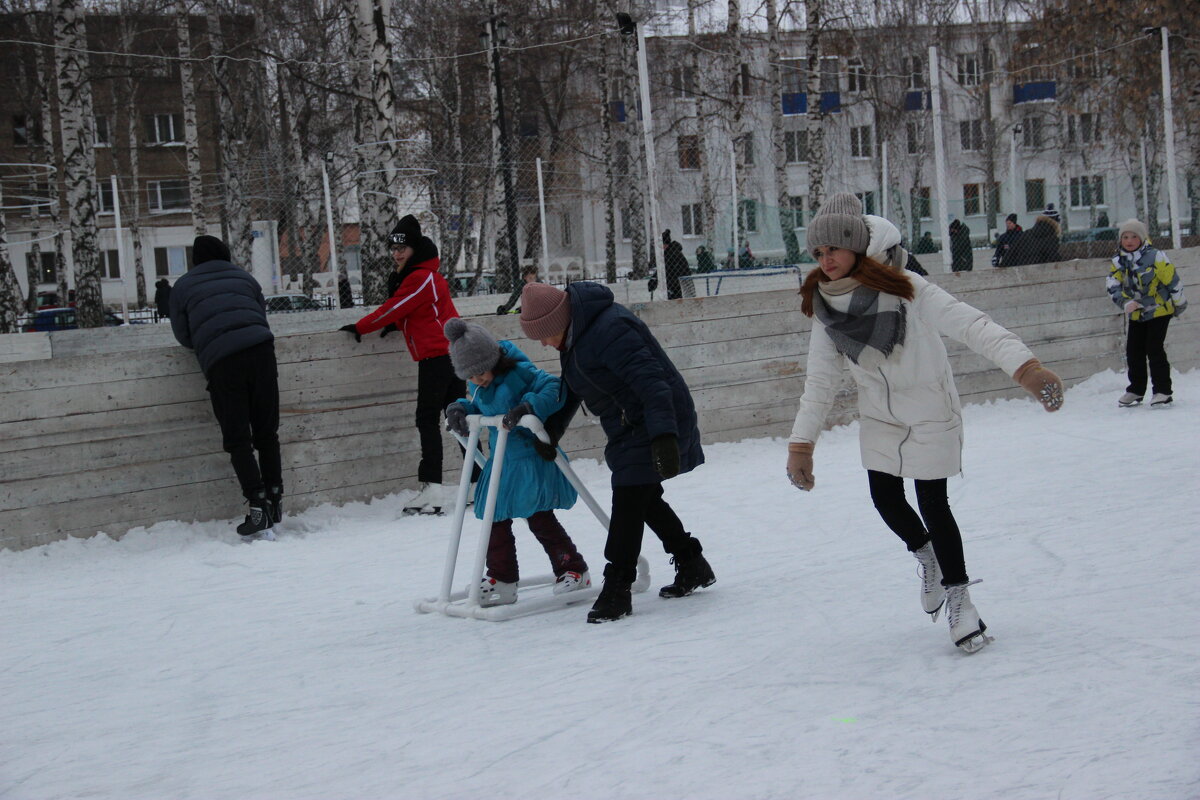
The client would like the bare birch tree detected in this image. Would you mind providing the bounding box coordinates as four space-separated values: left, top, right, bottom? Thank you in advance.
53 0 103 327
176 0 208 237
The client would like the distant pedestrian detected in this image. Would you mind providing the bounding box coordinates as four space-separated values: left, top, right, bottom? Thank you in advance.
661 229 692 299
338 273 354 309
949 220 973 272
913 231 936 254
1107 218 1187 408
169 235 282 541
992 214 1022 267
154 278 172 319
999 215 1060 267
695 245 716 273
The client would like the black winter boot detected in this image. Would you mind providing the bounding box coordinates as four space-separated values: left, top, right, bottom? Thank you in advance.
266 485 284 525
587 564 635 624
659 539 715 598
237 491 276 541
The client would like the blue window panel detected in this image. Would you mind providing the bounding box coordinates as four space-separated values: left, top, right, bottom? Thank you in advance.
610 101 626 123
904 90 931 111
1013 81 1056 104
782 92 806 115
820 92 841 113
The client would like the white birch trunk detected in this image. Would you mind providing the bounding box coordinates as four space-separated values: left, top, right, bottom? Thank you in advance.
206 5 253 269
599 33 617 282
53 0 103 327
0 184 23 333
35 42 68 304
690 0 716 249
805 0 826 216
119 18 147 308
766 0 799 261
176 0 208 236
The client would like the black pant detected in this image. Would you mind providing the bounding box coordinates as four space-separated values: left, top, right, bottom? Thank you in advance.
867 470 967 586
1126 315 1172 396
207 341 282 500
605 483 699 580
416 354 466 484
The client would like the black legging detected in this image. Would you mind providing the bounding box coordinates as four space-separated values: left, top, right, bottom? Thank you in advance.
605 483 699 580
415 354 466 484
867 470 967 586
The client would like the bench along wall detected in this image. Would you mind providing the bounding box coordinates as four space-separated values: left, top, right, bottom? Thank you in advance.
1 254 1195 550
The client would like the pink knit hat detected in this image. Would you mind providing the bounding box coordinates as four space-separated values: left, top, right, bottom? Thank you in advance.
519 283 571 340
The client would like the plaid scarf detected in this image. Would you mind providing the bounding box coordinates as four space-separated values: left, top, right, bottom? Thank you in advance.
814 284 907 365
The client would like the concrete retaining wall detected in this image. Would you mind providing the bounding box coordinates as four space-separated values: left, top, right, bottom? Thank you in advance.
2 252 1195 550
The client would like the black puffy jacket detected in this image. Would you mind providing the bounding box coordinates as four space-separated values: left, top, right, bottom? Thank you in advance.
552 282 704 486
169 259 273 376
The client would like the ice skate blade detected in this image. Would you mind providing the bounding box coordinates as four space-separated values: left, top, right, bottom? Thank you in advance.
239 529 276 543
402 507 444 517
928 602 943 623
956 632 994 654
586 610 631 624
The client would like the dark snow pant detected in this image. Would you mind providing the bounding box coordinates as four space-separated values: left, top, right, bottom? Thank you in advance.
415 354 467 484
867 471 967 586
1126 315 1172 397
603 483 701 583
485 510 589 584
206 341 282 500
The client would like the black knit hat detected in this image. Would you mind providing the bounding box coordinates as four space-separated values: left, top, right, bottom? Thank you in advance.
1006 213 1018 224
388 215 422 250
193 235 231 265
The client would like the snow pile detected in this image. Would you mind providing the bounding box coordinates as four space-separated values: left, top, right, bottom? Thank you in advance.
2 370 1198 799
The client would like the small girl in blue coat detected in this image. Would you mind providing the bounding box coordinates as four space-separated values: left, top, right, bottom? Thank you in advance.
443 318 590 606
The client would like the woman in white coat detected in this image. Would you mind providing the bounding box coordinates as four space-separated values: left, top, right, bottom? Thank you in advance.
787 194 1065 654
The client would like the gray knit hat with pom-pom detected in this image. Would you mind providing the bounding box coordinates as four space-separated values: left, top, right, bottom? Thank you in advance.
444 317 501 380
806 192 870 256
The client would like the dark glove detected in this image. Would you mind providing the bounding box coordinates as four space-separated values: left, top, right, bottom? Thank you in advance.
647 276 659 293
533 439 558 462
502 402 533 431
445 403 468 437
339 324 361 343
651 434 680 479
379 323 397 338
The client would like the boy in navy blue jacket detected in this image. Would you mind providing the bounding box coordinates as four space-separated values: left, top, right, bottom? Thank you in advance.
520 281 715 623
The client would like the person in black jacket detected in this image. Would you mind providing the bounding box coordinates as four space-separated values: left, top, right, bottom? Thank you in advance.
992 214 1022 267
519 280 716 623
949 220 973 272
999 215 1061 267
169 235 282 541
662 230 691 299
154 278 172 319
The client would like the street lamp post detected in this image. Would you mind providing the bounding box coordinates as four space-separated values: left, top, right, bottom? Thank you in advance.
482 7 521 301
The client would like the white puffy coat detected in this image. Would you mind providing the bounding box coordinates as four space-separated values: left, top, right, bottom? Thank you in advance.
790 273 1034 479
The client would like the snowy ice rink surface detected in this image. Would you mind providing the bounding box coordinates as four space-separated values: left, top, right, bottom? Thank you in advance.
2 370 1198 800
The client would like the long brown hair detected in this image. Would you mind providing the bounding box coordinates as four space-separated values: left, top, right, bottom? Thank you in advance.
799 254 916 317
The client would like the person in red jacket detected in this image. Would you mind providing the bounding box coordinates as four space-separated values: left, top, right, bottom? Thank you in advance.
340 215 464 514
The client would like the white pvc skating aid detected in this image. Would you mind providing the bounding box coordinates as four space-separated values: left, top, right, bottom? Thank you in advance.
414 414 650 621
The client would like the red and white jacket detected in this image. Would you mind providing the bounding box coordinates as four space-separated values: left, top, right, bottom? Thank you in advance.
354 257 459 361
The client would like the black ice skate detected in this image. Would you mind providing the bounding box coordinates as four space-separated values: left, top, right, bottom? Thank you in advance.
237 494 276 542
659 548 716 598
587 565 634 623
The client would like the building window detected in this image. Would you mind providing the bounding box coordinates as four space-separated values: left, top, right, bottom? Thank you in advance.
907 56 925 90
681 203 703 237
27 251 57 284
101 249 120 279
738 134 755 166
957 52 983 86
733 63 753 97
99 181 117 214
850 125 873 158
1070 175 1105 208
847 59 868 93
1067 113 1101 146
144 113 184 145
906 121 924 155
785 195 805 229
818 56 839 93
20 182 51 218
784 130 808 164
914 187 932 219
1022 117 1043 149
1025 179 1046 213
94 115 111 147
738 199 758 234
962 183 998 216
671 66 695 98
856 191 876 215
560 212 572 247
781 59 803 94
620 207 634 241
959 119 983 151
677 135 700 170
154 245 192 276
147 179 190 213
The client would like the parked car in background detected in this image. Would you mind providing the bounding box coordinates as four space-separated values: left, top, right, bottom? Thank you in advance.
264 294 327 313
22 307 126 332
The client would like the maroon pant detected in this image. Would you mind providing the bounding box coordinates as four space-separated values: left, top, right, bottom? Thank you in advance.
486 510 588 584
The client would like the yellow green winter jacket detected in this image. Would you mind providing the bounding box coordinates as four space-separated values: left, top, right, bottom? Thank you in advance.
1106 245 1187 321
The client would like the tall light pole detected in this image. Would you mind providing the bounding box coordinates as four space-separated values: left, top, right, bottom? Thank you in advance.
482 6 520 301
1152 26 1182 249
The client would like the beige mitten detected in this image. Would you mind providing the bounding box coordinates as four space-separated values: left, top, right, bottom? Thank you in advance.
787 442 815 491
1014 358 1064 412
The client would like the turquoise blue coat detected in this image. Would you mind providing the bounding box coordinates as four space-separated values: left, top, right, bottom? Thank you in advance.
453 340 578 521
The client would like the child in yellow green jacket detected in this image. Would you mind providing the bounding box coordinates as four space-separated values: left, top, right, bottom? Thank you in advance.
1106 219 1187 407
